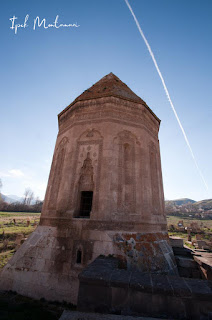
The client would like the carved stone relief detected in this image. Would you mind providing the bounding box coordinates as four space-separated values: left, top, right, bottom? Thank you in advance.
79 152 94 191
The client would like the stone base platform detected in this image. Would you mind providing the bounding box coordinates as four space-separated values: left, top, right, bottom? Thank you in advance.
78 256 212 320
0 222 177 305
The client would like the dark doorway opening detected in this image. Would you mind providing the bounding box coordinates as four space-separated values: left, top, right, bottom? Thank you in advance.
76 250 82 264
79 191 93 217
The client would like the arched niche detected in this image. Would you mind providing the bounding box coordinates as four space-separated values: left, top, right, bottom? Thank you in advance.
47 136 69 210
74 152 94 218
113 130 138 214
78 129 103 142
68 129 103 217
149 141 161 214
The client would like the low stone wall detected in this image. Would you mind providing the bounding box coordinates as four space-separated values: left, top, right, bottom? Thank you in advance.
175 255 201 278
170 236 212 280
194 254 212 280
78 256 212 320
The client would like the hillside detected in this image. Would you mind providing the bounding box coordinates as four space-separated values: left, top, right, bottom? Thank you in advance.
192 199 212 210
165 198 212 214
165 198 196 206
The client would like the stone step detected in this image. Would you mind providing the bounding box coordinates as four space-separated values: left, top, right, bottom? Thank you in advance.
59 311 168 320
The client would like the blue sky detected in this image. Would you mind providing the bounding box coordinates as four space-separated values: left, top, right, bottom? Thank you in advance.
0 0 211 201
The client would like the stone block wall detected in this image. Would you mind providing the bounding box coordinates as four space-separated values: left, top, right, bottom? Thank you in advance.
0 226 80 304
78 256 212 320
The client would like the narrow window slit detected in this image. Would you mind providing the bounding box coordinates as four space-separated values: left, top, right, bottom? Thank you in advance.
79 191 93 217
76 250 82 264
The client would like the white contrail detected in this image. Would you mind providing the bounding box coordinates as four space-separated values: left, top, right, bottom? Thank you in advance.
124 0 208 190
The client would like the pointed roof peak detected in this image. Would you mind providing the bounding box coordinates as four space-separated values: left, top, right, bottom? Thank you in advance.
102 72 118 79
70 72 145 105
59 73 160 123
98 72 129 83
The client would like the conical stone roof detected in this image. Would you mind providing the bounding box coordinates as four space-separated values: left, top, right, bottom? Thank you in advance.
60 73 160 122
71 72 145 105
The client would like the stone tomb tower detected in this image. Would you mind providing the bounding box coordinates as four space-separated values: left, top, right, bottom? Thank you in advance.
0 73 178 304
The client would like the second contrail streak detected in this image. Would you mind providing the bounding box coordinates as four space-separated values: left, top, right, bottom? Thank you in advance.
124 0 208 190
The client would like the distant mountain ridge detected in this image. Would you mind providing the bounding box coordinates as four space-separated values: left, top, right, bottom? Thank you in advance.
1 194 42 204
1 194 24 204
165 198 212 212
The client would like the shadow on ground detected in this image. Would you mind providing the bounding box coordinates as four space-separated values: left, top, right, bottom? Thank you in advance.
0 291 75 320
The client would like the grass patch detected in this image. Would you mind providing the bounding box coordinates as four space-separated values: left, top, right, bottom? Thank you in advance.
0 212 41 217
185 241 195 250
167 215 212 229
1 225 35 236
169 231 187 239
0 250 15 269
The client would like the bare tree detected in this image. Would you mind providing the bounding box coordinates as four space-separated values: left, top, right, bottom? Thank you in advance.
23 188 34 206
28 190 34 205
35 196 40 205
23 188 29 205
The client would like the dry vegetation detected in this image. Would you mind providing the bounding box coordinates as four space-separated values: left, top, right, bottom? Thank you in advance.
167 214 212 250
167 215 212 229
0 212 40 270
